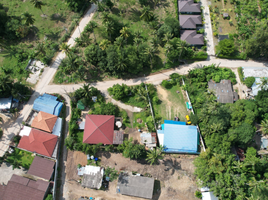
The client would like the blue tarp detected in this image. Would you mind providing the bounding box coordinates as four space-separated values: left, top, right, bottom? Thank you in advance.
162 123 199 153
33 94 63 116
164 120 186 125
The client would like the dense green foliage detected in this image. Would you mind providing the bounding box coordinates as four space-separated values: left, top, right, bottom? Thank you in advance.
146 145 164 165
216 39 235 56
118 138 146 159
45 194 53 200
104 167 118 182
187 65 268 199
244 77 255 88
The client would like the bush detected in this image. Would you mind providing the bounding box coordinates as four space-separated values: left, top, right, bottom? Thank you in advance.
161 80 172 89
245 77 255 88
104 167 118 182
190 51 208 60
195 191 202 199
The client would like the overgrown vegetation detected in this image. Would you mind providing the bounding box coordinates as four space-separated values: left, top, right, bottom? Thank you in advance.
186 65 268 199
54 0 207 83
5 148 34 170
104 166 118 182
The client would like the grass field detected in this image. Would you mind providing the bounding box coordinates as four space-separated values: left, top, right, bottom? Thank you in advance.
5 148 34 169
154 85 189 123
0 0 81 81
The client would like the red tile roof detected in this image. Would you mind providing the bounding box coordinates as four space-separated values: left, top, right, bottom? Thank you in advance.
2 175 48 200
31 111 57 133
27 156 55 180
18 128 58 157
83 115 115 145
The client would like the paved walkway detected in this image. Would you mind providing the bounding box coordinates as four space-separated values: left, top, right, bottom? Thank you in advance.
201 0 215 56
0 4 97 157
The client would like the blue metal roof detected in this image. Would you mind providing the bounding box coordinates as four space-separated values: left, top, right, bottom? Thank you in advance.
163 123 198 153
33 94 63 116
164 120 186 125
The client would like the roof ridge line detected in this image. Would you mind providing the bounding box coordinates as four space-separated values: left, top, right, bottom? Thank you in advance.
43 136 57 156
97 116 114 143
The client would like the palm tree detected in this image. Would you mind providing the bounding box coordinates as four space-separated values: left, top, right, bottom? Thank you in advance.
116 53 127 71
120 27 130 44
163 33 173 44
134 38 142 48
257 77 268 90
104 21 114 40
134 30 143 40
87 21 98 43
261 119 268 135
149 37 159 49
35 42 46 56
101 12 111 24
177 40 189 60
164 43 172 65
114 36 124 50
144 45 156 69
60 43 71 57
146 145 164 165
74 19 81 35
30 0 46 15
140 6 153 22
21 12 35 26
99 39 111 50
153 0 161 9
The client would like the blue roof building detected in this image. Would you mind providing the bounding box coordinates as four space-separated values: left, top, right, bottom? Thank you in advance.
157 120 199 154
33 94 63 116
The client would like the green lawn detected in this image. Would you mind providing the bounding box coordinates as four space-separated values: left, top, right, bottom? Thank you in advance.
154 85 189 123
5 148 34 169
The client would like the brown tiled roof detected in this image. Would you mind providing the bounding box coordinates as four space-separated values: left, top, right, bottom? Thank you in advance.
27 156 55 180
180 30 204 45
31 111 57 133
2 174 49 200
179 15 202 29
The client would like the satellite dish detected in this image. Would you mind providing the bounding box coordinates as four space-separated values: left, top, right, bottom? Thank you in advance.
116 121 122 128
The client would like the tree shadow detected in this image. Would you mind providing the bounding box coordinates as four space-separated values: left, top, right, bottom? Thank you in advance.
162 158 181 175
129 8 141 22
45 30 61 41
100 151 111 159
50 13 66 23
153 180 161 200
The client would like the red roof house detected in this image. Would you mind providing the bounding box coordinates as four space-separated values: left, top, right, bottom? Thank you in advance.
18 128 58 157
83 115 115 145
31 111 57 133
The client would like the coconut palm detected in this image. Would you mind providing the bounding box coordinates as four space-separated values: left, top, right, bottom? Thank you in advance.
261 119 268 135
35 42 46 56
116 53 127 71
120 27 130 44
104 21 114 40
99 39 111 50
153 0 161 9
134 38 142 48
134 30 143 40
144 45 156 69
30 0 46 15
257 77 268 90
114 36 124 50
177 40 189 60
60 43 71 57
164 43 172 65
21 12 35 26
149 37 159 49
146 145 164 165
101 12 111 24
74 19 81 35
87 21 98 43
162 33 173 44
140 6 153 22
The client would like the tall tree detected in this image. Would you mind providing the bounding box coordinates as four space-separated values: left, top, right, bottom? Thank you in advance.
162 32 173 44
140 6 153 22
120 27 130 44
144 45 156 69
21 12 35 26
114 36 124 50
30 0 46 15
104 21 114 40
87 21 98 43
60 43 71 58
164 43 172 64
261 119 268 135
99 39 110 50
177 39 189 60
146 145 164 165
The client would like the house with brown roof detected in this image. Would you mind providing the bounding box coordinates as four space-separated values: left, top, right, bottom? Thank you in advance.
180 30 204 46
179 15 202 29
83 115 123 145
0 174 49 200
27 156 55 181
31 111 57 133
18 128 58 158
179 0 201 14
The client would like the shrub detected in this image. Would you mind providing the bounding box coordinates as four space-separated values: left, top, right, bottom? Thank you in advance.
161 80 172 89
195 191 202 199
153 96 160 104
105 167 118 182
245 77 255 88
238 67 244 83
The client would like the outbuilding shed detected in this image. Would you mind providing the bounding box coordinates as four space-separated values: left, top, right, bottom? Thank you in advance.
33 94 63 116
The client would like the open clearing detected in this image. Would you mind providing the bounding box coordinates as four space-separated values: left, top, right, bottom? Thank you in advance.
64 150 199 200
156 85 190 123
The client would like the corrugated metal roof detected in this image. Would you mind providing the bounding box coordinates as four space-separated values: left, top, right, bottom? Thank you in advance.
202 191 219 200
243 67 268 78
0 97 12 110
27 156 55 180
164 120 186 125
83 115 115 145
162 123 198 153
52 118 62 137
33 94 63 116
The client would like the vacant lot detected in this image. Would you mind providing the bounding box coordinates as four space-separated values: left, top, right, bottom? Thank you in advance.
64 150 199 200
155 85 189 123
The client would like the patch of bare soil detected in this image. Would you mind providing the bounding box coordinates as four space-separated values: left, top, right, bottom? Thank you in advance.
64 151 199 200
66 150 87 181
157 85 172 106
